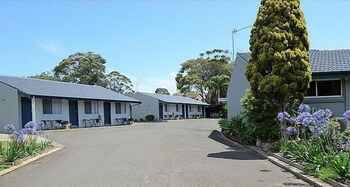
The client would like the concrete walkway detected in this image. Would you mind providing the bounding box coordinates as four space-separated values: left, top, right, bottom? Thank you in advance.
0 119 309 187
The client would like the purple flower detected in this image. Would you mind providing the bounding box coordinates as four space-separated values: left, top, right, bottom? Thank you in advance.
298 104 311 113
343 110 350 120
286 126 298 136
277 112 290 123
13 130 25 143
23 121 40 134
4 124 16 133
296 112 315 127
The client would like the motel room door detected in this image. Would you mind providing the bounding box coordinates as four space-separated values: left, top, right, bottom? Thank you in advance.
159 103 164 120
69 100 79 127
104 102 111 125
21 97 32 128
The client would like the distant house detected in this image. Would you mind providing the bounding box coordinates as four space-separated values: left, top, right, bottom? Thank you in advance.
131 92 209 120
227 49 350 119
0 75 140 131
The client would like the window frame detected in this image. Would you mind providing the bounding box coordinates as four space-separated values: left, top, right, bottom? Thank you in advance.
164 104 168 112
42 98 53 114
305 79 343 98
115 103 122 114
84 101 92 114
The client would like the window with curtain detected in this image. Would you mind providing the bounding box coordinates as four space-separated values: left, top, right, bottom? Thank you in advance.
52 99 62 114
84 101 92 114
116 103 121 114
43 99 53 114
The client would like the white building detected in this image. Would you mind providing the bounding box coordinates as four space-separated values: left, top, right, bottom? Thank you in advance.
0 75 140 132
131 92 209 121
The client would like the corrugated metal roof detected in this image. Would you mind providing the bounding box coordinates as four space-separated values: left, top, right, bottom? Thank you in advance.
140 92 209 105
0 75 140 103
236 49 350 74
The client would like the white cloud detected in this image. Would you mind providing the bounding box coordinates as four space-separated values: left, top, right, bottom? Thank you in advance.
132 72 178 94
38 41 65 56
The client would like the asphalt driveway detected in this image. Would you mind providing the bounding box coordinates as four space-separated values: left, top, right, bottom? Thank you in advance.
0 119 309 187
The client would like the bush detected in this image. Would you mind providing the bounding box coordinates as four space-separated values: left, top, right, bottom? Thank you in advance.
219 115 256 145
145 115 155 122
241 90 280 142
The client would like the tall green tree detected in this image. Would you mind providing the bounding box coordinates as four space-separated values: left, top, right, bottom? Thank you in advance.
207 75 230 103
30 71 57 81
105 71 134 94
53 52 107 86
176 49 231 104
155 88 170 95
245 0 311 141
32 52 135 94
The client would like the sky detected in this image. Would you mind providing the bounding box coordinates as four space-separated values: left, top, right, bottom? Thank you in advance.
0 0 349 94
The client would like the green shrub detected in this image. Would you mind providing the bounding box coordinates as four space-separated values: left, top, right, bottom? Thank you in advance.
145 115 155 122
241 90 280 142
219 115 256 145
330 152 350 180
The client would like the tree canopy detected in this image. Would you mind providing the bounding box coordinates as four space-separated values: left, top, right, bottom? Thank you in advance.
31 52 134 94
105 71 134 94
155 88 170 95
245 0 311 141
176 49 231 104
53 52 107 87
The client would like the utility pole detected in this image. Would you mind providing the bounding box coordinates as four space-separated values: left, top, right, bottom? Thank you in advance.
232 25 252 62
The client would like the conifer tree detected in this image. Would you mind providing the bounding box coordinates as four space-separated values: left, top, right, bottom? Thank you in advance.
245 0 311 141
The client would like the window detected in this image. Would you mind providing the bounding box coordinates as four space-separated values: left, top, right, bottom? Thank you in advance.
115 103 121 114
164 104 168 112
176 104 179 112
43 99 52 114
306 80 342 97
124 103 127 113
84 101 92 114
52 99 62 114
198 105 201 112
42 98 62 114
189 105 192 112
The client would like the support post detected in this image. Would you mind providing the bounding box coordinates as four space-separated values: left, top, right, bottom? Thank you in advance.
31 96 36 122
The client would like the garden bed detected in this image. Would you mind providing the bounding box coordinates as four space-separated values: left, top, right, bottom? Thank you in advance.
0 136 53 172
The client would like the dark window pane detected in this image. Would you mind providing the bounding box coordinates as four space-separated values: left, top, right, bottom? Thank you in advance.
198 105 200 112
115 103 121 114
317 80 342 96
165 104 168 112
43 99 52 114
84 101 92 114
306 81 316 96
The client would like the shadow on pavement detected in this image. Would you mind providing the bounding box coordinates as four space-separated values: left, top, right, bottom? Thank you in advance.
207 130 265 160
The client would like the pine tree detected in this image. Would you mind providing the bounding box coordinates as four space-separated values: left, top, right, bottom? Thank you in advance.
245 0 311 141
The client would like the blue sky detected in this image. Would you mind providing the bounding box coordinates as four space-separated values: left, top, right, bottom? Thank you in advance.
1 0 349 93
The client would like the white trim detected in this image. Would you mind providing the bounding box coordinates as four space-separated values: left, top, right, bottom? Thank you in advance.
305 79 343 98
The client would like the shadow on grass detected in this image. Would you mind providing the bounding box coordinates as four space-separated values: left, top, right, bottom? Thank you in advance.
207 130 265 160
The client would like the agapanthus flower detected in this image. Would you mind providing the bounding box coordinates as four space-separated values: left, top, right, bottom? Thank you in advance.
4 124 16 133
285 126 298 136
13 130 25 143
296 112 315 127
24 121 40 134
277 112 290 123
343 110 350 120
298 104 311 113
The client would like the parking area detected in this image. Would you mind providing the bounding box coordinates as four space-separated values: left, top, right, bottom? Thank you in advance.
0 119 309 187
